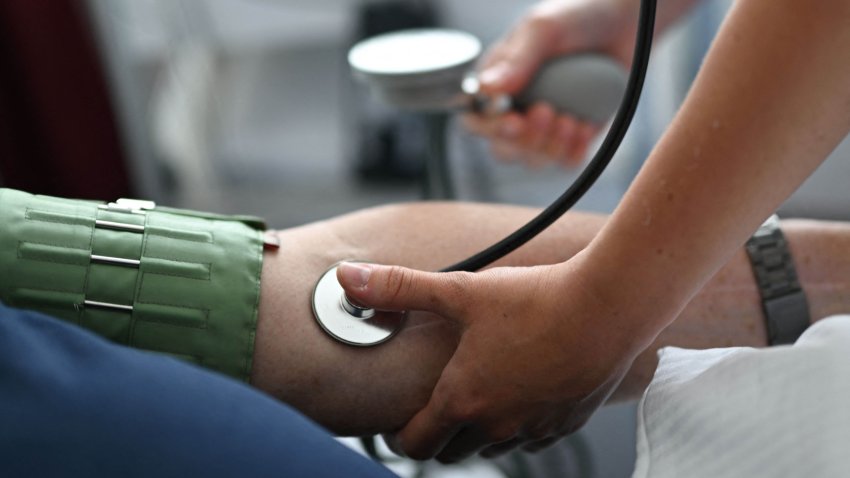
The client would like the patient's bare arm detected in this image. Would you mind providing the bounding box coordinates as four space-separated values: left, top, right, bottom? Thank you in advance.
253 202 604 436
616 219 850 401
251 204 850 436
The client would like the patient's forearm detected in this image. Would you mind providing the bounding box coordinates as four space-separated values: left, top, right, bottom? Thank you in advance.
252 202 604 436
252 204 850 435
613 219 850 401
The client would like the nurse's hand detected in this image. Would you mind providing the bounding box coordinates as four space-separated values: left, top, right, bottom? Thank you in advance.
337 254 652 462
466 0 637 167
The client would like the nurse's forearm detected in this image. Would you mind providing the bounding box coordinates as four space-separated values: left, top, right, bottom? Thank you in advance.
579 0 850 353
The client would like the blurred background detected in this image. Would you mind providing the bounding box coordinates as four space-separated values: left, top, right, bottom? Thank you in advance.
1 0 848 476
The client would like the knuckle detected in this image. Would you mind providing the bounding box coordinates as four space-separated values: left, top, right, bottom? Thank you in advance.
525 9 559 36
384 265 414 306
440 272 475 314
444 271 472 295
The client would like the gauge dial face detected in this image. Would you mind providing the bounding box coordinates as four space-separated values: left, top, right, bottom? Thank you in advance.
348 29 481 77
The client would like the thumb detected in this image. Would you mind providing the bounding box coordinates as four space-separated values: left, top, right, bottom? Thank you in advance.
337 262 469 317
478 22 556 95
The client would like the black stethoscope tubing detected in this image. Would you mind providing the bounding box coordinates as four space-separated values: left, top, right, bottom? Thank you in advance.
441 0 657 273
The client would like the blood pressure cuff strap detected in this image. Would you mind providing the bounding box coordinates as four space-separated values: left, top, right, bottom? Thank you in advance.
0 188 265 382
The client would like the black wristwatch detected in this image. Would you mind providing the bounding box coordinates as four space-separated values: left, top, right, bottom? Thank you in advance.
745 214 810 345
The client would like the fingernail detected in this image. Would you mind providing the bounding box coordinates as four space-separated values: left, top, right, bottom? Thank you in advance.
338 262 372 290
479 62 509 87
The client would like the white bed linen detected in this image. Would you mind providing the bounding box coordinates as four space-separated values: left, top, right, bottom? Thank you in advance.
633 315 850 478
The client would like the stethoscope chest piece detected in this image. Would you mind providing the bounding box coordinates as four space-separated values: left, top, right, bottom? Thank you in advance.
311 263 407 347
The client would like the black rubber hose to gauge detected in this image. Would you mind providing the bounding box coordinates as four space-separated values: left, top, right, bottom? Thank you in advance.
441 0 657 273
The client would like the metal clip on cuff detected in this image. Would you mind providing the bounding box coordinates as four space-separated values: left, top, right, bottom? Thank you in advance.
0 188 268 381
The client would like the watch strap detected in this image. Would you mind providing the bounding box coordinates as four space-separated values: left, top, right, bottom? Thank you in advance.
745 214 810 345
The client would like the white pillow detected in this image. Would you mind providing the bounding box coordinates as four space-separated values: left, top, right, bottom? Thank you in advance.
633 315 850 478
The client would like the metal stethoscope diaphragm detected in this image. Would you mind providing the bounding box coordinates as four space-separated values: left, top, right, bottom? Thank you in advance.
312 263 405 347
313 0 658 347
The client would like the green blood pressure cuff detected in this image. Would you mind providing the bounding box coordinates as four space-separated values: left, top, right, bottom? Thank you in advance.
0 188 266 382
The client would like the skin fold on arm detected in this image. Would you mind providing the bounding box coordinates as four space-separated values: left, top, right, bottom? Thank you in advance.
251 202 850 437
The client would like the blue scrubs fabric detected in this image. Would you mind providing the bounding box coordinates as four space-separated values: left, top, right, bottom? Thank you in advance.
0 303 396 477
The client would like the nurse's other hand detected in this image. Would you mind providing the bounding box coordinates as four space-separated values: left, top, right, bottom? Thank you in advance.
337 255 647 462
465 0 636 167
